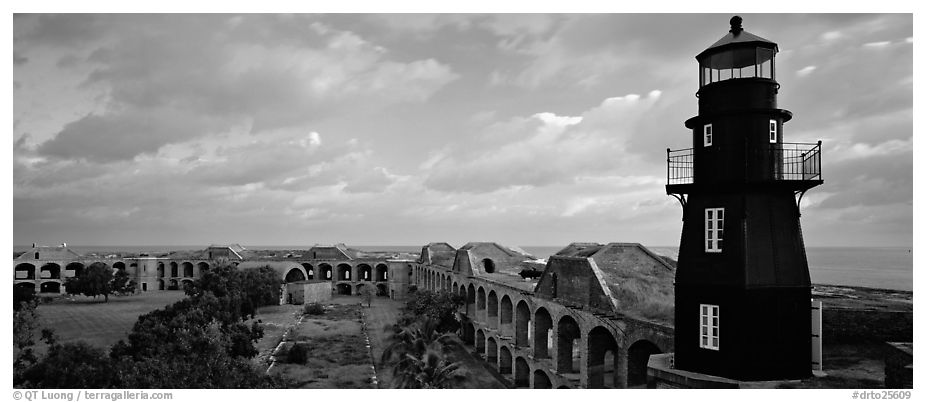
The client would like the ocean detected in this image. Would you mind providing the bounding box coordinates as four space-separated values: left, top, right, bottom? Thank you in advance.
14 244 912 292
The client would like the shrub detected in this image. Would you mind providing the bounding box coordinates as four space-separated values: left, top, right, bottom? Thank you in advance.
287 343 310 365
303 303 325 316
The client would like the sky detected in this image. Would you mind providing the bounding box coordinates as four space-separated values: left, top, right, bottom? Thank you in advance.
11 13 913 248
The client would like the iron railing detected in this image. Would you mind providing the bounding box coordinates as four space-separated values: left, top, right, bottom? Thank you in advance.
774 141 822 181
666 141 822 185
667 148 695 185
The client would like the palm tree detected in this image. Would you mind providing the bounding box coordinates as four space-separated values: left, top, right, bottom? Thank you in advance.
381 319 466 388
393 347 466 389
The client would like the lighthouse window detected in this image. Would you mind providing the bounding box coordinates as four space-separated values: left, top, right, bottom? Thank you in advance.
704 124 713 147
769 120 778 143
700 304 720 350
705 208 724 252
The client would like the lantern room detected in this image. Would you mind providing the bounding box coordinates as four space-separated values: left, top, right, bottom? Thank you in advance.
697 16 777 87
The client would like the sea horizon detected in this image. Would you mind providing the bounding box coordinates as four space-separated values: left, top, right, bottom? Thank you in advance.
14 244 912 292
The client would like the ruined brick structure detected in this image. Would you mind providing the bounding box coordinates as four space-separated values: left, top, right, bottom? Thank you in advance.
414 242 675 388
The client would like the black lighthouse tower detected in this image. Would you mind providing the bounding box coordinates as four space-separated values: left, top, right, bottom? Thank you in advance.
666 16 823 381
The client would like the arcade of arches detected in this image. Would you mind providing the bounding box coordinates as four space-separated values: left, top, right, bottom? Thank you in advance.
413 264 673 389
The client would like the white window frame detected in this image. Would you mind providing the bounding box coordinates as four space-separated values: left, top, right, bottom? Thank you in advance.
700 304 720 350
704 123 713 147
705 208 724 253
769 119 778 143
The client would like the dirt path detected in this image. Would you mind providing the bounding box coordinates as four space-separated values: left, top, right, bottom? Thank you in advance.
361 296 404 387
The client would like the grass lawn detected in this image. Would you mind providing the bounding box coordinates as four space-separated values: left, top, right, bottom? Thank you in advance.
268 299 376 389
32 291 188 355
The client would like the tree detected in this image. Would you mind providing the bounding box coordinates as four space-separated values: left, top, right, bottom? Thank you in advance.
398 290 465 333
14 284 36 311
112 269 137 295
19 341 114 388
66 262 115 302
381 319 466 389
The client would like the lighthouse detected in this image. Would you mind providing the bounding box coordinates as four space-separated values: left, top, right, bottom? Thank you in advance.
666 16 823 381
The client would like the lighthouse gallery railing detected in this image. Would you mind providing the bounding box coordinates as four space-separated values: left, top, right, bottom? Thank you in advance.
667 141 822 185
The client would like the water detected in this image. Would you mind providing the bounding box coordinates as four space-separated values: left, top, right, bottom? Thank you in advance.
14 244 912 291
521 245 913 292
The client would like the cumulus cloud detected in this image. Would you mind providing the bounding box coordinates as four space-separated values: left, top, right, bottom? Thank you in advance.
424 91 663 193
19 14 459 163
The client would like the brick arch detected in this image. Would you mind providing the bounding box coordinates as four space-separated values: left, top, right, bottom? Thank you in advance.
499 345 513 375
40 263 61 279
357 263 372 281
486 337 498 367
627 338 662 387
301 263 315 279
587 325 619 388
466 284 476 316
15 263 36 280
556 314 581 373
533 369 552 389
487 290 499 328
336 263 352 281
40 281 61 294
514 356 530 388
284 267 307 283
476 328 486 353
515 299 531 347
533 307 553 359
318 263 333 280
476 286 487 321
500 294 514 336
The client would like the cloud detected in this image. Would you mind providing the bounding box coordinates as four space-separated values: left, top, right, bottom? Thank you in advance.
24 15 459 163
423 91 663 193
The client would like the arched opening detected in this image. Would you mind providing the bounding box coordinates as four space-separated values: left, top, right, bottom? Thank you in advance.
182 262 193 278
355 283 365 295
534 308 553 359
452 282 459 295
113 261 126 272
487 290 499 328
588 326 619 388
285 268 306 283
170 262 178 277
358 264 372 281
336 283 352 295
500 295 513 335
476 286 487 322
514 357 530 388
557 315 581 373
337 264 352 281
40 263 61 279
65 262 84 278
482 258 496 274
551 272 558 298
499 346 513 375
180 279 194 291
168 279 179 290
318 263 333 280
475 330 486 355
458 285 466 311
515 300 531 347
533 370 552 389
301 263 314 280
462 322 475 345
466 284 476 317
375 264 388 282
15 263 36 280
197 261 210 275
157 279 165 290
376 284 388 296
627 339 662 388
157 262 165 278
40 281 61 294
486 337 498 367
16 282 36 297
